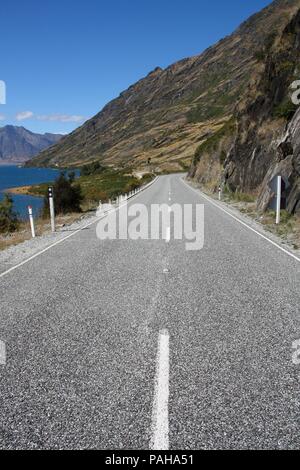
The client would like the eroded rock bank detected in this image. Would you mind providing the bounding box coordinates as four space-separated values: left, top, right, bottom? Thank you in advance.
257 108 300 213
190 3 300 215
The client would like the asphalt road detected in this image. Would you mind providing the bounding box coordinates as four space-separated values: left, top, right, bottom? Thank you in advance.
0 174 299 450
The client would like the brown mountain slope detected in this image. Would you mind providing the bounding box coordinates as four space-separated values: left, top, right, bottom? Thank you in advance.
28 0 300 172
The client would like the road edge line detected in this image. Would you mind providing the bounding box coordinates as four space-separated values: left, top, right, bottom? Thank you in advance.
181 177 300 263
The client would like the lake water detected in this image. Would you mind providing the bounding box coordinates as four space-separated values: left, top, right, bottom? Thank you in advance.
0 166 62 219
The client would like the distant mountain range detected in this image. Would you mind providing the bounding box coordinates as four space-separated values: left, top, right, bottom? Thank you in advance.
0 126 63 164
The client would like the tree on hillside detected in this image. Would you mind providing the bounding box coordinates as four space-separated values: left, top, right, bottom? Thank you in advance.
81 161 105 176
0 194 19 233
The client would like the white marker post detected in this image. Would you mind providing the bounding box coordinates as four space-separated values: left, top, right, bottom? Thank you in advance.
48 187 56 233
28 206 36 238
276 176 282 225
218 186 221 201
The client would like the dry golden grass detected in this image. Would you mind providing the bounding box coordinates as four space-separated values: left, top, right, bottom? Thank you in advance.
259 211 300 250
227 199 300 251
194 180 300 252
0 212 86 251
5 186 33 195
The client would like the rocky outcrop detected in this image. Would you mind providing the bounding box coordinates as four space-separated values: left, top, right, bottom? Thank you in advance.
225 5 300 193
190 0 300 214
257 108 300 213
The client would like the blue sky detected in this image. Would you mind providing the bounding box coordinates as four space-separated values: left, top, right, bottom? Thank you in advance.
0 0 272 135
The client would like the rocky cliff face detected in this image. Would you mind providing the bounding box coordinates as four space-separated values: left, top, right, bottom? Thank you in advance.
28 0 300 174
257 108 300 214
190 0 300 214
0 126 62 164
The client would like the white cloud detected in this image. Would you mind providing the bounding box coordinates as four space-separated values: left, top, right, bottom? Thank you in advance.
14 111 86 124
16 111 34 121
37 114 86 123
0 114 6 121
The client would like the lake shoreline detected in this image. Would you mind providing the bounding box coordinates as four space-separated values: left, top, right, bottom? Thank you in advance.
3 185 40 196
0 161 25 167
0 165 62 219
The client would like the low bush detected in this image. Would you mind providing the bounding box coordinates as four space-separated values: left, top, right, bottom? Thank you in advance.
81 161 106 176
273 99 297 121
43 173 83 216
0 194 20 233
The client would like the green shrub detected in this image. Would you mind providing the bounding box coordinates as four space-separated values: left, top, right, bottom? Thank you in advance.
179 161 190 171
43 173 83 215
0 194 19 233
219 150 227 166
81 161 106 176
223 187 256 203
279 210 292 224
273 99 298 120
233 192 256 203
254 50 265 62
194 118 236 162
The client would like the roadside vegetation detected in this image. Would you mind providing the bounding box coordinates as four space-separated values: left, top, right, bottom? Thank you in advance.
273 98 298 121
215 185 299 250
186 177 299 252
0 212 84 252
193 118 236 165
42 172 83 216
0 194 20 234
0 163 154 249
247 207 300 250
222 186 256 203
27 165 153 208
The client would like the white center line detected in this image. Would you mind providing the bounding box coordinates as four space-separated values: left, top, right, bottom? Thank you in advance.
0 340 6 366
151 329 169 450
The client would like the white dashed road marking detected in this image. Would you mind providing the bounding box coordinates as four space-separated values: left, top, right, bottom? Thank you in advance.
166 227 171 243
0 340 6 365
151 329 169 450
